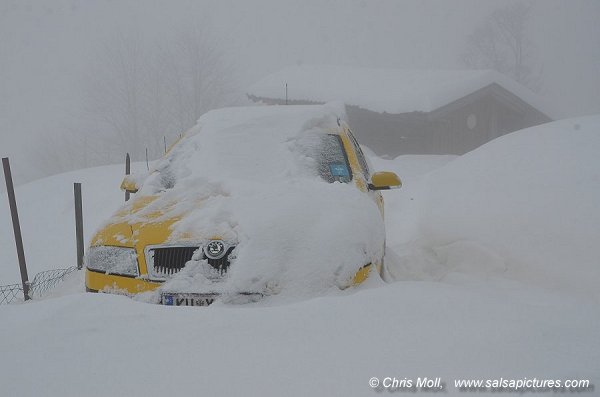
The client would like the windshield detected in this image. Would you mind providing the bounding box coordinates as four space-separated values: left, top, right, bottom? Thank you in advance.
297 134 352 184
144 128 353 193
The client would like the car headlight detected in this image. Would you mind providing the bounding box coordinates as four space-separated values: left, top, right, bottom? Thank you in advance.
86 246 139 276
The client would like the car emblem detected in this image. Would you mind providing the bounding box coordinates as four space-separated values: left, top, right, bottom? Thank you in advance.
204 240 226 260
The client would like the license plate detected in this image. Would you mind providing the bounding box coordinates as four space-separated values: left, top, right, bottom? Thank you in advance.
161 293 218 307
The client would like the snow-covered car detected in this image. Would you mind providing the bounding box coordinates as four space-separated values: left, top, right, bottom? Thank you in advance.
85 104 401 305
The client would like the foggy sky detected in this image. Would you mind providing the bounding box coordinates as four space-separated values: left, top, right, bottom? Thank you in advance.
1 0 599 186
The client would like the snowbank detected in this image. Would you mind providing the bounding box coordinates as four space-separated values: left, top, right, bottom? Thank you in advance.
386 116 600 300
0 278 597 397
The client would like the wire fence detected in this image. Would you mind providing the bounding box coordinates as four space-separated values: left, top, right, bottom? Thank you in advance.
0 283 22 305
0 267 78 305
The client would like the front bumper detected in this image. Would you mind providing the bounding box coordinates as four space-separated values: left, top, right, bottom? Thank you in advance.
85 268 161 294
86 262 378 301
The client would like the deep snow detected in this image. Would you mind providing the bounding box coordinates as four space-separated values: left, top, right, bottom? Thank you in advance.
1 115 599 396
379 116 600 302
1 276 597 397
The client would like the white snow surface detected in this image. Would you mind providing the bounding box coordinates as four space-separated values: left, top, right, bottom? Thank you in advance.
417 116 600 299
373 116 599 302
1 114 599 396
247 64 558 118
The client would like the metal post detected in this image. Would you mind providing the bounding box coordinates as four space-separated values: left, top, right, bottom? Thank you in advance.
285 83 288 105
125 153 131 202
74 183 84 270
2 157 30 300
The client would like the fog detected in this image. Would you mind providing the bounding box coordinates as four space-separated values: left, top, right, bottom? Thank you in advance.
1 0 599 186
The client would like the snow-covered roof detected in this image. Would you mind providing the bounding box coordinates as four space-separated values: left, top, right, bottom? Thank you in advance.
247 65 557 119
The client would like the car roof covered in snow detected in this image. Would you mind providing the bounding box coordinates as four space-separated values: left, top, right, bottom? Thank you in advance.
186 103 346 139
247 64 558 119
137 103 351 192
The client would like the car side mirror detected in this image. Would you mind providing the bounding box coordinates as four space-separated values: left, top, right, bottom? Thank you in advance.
368 171 402 190
120 175 140 193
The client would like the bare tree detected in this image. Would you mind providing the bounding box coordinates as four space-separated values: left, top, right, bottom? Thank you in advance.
36 26 235 174
85 32 149 160
162 27 234 135
461 2 542 92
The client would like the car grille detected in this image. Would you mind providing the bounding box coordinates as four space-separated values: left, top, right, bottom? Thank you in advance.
152 246 198 275
147 245 235 279
206 247 235 273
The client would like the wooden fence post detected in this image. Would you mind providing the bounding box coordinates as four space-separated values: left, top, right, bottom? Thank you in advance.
125 153 131 202
74 183 84 270
2 157 30 300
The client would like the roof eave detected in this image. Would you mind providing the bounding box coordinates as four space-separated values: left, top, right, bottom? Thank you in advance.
426 83 553 122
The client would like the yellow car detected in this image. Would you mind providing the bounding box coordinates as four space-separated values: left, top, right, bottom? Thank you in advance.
85 104 400 305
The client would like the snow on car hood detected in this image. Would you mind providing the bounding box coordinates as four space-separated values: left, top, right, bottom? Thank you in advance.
123 104 385 301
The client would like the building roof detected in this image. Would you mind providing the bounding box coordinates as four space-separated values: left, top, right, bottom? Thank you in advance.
247 65 558 119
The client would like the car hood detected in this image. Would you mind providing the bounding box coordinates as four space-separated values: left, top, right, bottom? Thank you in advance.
91 195 181 248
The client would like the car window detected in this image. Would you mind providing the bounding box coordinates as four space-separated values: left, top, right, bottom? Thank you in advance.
347 129 370 180
298 134 353 184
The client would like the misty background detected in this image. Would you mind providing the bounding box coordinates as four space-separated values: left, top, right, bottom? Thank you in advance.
1 0 599 188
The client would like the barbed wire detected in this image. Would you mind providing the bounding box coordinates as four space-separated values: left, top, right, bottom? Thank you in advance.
0 267 78 305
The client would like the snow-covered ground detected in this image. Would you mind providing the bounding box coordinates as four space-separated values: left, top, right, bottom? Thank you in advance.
1 116 599 396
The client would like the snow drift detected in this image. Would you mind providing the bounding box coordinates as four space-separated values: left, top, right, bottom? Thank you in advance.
387 116 600 301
